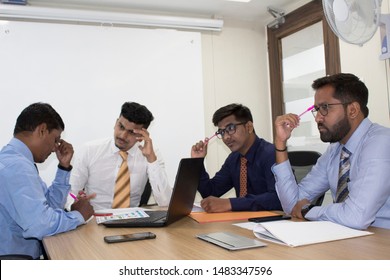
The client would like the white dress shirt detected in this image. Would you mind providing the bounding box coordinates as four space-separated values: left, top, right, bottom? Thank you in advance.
68 138 172 210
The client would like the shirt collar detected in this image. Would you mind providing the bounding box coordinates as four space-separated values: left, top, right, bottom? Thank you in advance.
242 136 261 163
109 138 138 157
342 118 372 154
9 137 34 163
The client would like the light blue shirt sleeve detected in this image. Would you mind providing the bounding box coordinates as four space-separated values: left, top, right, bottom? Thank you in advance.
272 151 330 214
273 119 390 230
0 138 85 258
8 163 84 240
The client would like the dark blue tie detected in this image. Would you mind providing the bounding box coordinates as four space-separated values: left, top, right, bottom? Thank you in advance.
335 147 351 203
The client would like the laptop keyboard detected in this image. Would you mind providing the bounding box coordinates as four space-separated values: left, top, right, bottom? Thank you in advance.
130 210 167 223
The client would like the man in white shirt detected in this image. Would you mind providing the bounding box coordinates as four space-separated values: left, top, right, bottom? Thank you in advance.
69 102 172 210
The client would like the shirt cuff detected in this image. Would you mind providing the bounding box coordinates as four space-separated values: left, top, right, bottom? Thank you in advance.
304 205 321 221
70 210 87 225
147 159 162 174
229 197 247 211
55 168 72 185
271 160 293 181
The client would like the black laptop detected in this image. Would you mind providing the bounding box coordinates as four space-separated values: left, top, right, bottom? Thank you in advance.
103 157 204 227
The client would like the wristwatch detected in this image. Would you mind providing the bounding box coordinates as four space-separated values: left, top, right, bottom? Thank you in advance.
58 164 73 172
301 204 314 220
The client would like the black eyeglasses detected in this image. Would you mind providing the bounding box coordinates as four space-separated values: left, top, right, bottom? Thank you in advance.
215 122 246 139
311 103 349 117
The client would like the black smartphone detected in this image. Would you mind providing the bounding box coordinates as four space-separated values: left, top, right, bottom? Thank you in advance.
248 215 291 223
104 232 156 243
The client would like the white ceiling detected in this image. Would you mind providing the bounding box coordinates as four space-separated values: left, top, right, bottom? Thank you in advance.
26 0 309 22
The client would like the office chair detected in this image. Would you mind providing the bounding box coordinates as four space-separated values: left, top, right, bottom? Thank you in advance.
0 254 33 260
288 150 324 206
139 180 152 207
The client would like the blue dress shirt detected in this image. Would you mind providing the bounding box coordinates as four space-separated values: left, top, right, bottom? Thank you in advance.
0 138 84 259
198 136 282 211
273 118 390 230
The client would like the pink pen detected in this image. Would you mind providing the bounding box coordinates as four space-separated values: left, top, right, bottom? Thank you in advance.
298 105 315 118
204 133 217 143
94 213 113 217
69 192 78 201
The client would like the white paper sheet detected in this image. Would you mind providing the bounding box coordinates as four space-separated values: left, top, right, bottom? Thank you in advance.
253 220 373 247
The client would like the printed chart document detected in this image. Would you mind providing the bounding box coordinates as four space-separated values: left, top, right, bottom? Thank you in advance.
253 220 373 247
94 208 149 224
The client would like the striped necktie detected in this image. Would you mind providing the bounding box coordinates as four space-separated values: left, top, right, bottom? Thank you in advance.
239 157 248 197
112 151 130 208
335 147 351 203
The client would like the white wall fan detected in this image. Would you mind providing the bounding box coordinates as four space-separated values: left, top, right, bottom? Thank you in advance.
323 0 390 60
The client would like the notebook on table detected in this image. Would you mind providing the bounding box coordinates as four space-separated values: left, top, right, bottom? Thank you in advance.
103 157 203 228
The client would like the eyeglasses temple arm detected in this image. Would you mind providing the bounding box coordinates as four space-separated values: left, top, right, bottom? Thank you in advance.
298 105 315 118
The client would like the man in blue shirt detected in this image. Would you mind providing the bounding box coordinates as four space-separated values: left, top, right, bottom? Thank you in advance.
191 103 282 212
273 73 390 230
0 103 94 259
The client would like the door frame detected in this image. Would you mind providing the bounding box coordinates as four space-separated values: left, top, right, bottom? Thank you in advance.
267 0 340 133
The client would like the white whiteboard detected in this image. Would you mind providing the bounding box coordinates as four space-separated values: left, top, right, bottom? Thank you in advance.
0 20 204 186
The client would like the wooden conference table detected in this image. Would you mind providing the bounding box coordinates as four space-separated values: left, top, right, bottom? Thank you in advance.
43 213 390 260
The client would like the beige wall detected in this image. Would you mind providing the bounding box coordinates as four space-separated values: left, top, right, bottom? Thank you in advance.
201 19 271 183
198 19 272 200
200 0 390 201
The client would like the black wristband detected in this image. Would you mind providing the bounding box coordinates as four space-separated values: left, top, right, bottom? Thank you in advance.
58 164 73 171
275 146 287 152
301 204 315 219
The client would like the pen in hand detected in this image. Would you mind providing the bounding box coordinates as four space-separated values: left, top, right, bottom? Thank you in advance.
298 105 315 118
69 192 78 201
94 213 113 217
204 133 217 143
285 105 315 128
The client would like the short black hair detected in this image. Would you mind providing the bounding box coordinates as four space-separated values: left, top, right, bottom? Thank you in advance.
312 73 369 118
120 102 154 129
13 102 65 135
212 103 253 126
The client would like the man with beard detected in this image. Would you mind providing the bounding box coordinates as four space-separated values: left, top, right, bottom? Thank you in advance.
68 102 172 210
191 103 282 213
273 73 390 230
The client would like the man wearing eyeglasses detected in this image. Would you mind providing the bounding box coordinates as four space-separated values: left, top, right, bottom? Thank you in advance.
191 103 282 213
273 73 390 230
68 102 172 210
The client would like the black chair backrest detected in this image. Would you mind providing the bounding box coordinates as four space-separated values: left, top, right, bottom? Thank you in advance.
288 150 324 206
139 180 152 207
288 151 322 167
0 254 33 260
288 151 321 183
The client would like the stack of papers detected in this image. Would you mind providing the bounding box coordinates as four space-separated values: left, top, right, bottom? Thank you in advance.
253 220 373 247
